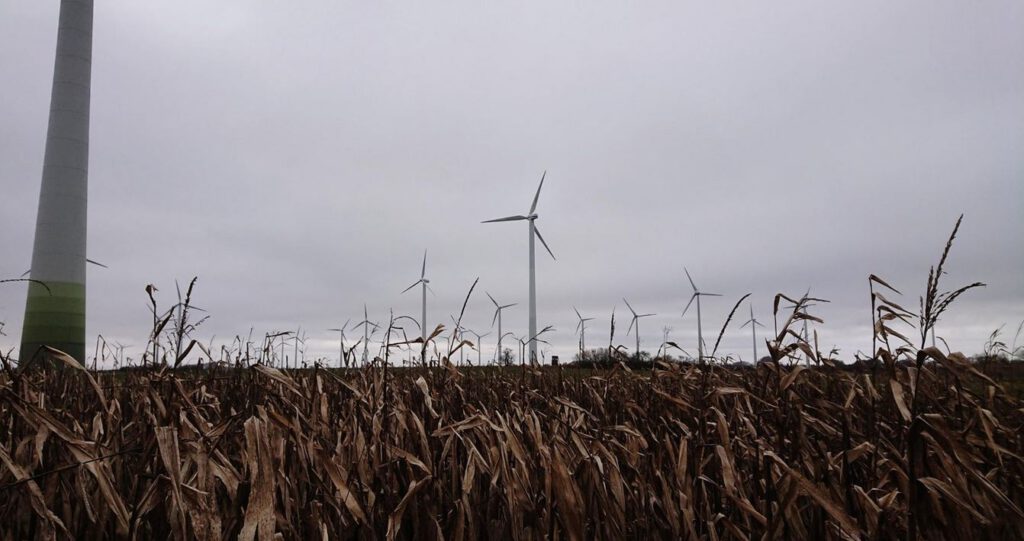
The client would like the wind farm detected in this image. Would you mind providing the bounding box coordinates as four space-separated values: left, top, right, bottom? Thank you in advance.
1 1 1022 539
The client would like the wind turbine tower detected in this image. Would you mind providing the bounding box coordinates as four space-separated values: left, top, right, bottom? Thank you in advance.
482 172 555 365
682 268 722 364
573 307 595 360
740 304 765 364
402 250 431 364
487 292 516 365
327 320 350 368
465 329 490 366
21 0 94 362
624 299 656 360
354 304 378 365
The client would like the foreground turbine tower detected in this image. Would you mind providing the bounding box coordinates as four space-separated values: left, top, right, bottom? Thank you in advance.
21 0 94 363
482 172 555 365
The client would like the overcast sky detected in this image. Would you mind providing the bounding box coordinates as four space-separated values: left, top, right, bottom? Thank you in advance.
2 1 1022 366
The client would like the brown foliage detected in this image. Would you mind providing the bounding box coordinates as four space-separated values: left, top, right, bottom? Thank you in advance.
0 350 1022 540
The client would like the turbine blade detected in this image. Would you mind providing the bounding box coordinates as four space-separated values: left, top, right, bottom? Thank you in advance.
421 250 427 279
426 284 437 297
401 279 422 294
533 226 555 260
86 258 108 269
575 320 583 334
622 298 636 316
573 306 582 320
627 317 636 336
20 269 30 278
491 308 500 327
487 291 499 308
682 293 697 317
482 215 528 223
741 319 752 328
702 292 723 297
502 303 517 309
754 320 766 328
640 313 656 318
684 267 697 292
529 170 546 214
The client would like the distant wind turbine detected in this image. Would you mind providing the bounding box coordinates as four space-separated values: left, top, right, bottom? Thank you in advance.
327 319 350 368
401 250 432 364
353 304 379 365
449 315 468 365
292 327 306 369
487 292 516 365
482 172 555 365
623 299 656 360
682 268 722 363
573 307 595 360
464 329 490 366
740 304 765 364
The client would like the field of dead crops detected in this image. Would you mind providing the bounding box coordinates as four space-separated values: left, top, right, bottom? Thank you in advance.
1 347 1023 540
2 218 1022 539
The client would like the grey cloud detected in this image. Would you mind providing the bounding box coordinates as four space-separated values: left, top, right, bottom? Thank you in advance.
2 1 1021 364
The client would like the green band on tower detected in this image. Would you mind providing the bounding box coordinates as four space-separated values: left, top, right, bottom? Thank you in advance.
21 281 86 362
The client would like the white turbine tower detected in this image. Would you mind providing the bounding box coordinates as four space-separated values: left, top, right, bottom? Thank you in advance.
740 305 765 364
487 292 516 364
327 319 350 368
401 250 432 364
681 268 722 363
353 304 379 365
573 307 595 360
21 0 94 362
623 299 656 360
449 315 468 365
482 172 555 365
465 329 490 366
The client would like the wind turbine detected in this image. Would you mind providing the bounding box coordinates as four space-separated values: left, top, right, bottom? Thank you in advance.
487 292 516 365
573 307 595 360
328 320 350 367
21 0 94 363
623 299 656 360
464 329 491 366
482 172 555 365
740 304 765 364
353 304 379 365
682 268 722 364
291 327 308 369
401 250 432 364
449 315 468 365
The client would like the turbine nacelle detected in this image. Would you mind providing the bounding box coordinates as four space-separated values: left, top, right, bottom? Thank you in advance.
481 172 555 261
681 267 722 316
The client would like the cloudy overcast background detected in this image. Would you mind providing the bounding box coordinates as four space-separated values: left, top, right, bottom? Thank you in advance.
2 1 1022 366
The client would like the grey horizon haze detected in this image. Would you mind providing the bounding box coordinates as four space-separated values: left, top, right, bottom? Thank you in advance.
1 1 1022 366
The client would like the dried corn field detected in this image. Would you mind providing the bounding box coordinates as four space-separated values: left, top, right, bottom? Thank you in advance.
1 348 1023 540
